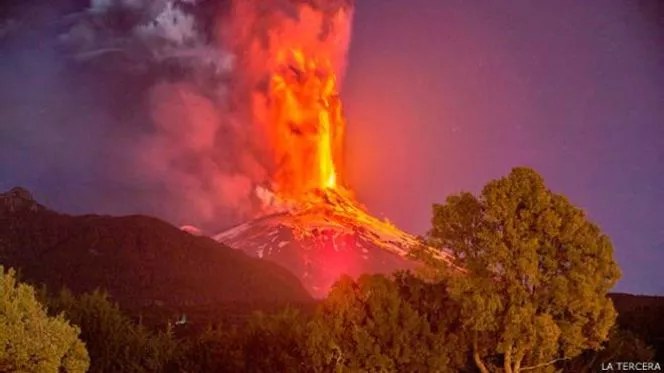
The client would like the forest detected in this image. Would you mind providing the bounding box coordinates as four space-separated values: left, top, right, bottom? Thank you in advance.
1 168 661 373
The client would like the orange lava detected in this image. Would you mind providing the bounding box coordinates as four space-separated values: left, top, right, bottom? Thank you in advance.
267 48 345 199
262 48 413 245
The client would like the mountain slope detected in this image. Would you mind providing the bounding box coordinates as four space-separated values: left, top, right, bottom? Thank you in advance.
0 187 312 306
215 188 455 297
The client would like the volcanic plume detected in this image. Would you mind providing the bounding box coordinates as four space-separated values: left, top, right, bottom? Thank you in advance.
54 0 451 296
212 0 453 297
55 0 355 229
218 0 352 200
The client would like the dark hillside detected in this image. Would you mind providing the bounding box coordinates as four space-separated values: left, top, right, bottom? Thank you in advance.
0 187 312 307
609 292 664 359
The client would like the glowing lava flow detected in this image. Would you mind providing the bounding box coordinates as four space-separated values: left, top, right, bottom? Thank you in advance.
217 39 456 298
268 49 345 199
260 47 421 251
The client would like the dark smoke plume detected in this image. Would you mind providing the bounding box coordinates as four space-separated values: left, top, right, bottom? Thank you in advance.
0 0 352 232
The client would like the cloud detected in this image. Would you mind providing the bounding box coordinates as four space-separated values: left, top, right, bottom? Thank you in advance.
1 0 353 231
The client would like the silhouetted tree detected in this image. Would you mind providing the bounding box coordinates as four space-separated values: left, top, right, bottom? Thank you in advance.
0 266 89 373
428 167 621 373
177 308 310 373
176 323 244 372
562 326 655 372
618 303 664 360
47 288 178 373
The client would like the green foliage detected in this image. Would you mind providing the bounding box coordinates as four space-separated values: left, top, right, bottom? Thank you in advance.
47 289 178 373
0 167 644 372
392 271 471 369
242 307 310 372
428 167 621 373
0 266 90 373
177 274 472 372
178 308 310 373
307 274 465 373
177 324 244 372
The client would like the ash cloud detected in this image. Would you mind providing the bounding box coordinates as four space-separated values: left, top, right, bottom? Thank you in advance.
0 0 352 232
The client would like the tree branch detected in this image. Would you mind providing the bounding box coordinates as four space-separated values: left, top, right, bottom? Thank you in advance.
520 357 569 372
473 332 491 373
504 344 514 373
513 346 526 372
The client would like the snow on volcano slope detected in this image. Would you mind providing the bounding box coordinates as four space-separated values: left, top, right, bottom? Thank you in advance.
214 189 454 298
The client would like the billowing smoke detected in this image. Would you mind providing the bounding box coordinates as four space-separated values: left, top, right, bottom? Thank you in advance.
0 0 353 231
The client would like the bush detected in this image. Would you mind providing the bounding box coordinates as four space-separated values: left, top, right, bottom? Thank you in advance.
47 289 178 373
0 266 90 373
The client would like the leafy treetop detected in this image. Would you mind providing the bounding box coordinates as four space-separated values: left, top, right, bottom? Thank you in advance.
428 167 621 373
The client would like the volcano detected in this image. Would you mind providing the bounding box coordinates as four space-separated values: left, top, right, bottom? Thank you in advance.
206 1 456 297
214 188 454 297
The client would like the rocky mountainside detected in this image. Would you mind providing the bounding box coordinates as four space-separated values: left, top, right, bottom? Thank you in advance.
0 187 46 213
0 187 312 307
215 188 455 297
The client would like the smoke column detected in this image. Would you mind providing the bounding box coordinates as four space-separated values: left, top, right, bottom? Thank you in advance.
0 0 353 231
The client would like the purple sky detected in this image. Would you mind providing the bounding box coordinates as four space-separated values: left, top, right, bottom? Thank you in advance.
1 1 662 295
342 0 663 295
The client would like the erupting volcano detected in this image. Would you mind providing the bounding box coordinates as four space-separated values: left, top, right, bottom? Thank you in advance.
212 0 453 297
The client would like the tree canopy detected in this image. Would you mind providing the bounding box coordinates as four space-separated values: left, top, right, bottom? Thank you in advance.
46 289 178 373
0 266 90 373
307 274 466 372
428 167 621 373
0 167 635 373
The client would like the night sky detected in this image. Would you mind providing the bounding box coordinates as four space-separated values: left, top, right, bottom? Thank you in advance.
1 1 663 295
342 0 663 295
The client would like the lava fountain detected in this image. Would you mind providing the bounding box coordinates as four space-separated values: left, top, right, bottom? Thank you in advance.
268 48 344 197
215 0 452 297
217 0 354 203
